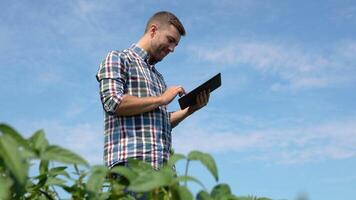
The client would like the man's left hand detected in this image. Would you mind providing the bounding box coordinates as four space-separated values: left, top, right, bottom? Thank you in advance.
187 89 210 114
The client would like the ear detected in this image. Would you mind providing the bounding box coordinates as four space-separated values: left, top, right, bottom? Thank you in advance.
149 24 158 38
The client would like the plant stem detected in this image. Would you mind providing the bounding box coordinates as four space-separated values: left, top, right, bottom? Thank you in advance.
184 160 190 187
39 189 55 200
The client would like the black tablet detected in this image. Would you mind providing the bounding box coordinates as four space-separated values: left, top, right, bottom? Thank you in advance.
178 73 221 109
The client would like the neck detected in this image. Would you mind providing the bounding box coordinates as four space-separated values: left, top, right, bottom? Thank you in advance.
137 36 150 53
137 36 157 65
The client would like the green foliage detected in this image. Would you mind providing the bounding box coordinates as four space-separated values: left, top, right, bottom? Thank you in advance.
0 123 272 200
188 151 219 182
42 145 89 166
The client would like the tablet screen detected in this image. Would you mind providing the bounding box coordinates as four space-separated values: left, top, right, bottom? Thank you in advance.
178 73 221 109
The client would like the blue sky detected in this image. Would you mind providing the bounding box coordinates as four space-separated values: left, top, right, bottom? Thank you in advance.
1 0 356 199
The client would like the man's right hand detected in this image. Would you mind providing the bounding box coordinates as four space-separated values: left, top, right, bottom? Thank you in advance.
160 86 186 105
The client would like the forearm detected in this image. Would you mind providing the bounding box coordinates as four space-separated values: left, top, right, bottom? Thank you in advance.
115 95 163 116
114 86 185 116
170 108 194 128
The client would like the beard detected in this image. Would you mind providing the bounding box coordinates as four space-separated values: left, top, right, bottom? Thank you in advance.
149 45 169 65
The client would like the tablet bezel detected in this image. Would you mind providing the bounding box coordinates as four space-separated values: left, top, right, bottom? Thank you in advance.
178 73 221 109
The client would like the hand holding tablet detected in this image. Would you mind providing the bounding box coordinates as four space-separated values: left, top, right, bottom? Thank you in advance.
178 73 222 109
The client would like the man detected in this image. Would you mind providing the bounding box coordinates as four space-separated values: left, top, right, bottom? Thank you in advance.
96 11 209 170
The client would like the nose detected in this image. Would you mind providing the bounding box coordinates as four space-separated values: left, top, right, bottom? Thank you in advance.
168 44 175 52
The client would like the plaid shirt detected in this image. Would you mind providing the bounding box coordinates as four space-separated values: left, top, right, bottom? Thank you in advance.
96 44 172 169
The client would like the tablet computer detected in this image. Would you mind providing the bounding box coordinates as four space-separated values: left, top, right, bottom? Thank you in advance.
178 73 221 109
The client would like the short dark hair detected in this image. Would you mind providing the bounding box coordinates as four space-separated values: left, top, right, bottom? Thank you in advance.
145 11 186 36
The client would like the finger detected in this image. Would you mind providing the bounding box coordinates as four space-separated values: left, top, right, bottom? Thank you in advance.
202 92 208 106
181 86 186 95
198 93 204 106
196 93 201 106
203 90 208 102
205 89 210 103
177 86 186 97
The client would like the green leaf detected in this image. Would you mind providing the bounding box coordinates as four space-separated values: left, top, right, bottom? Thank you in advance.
0 123 34 157
86 165 108 196
127 158 152 173
46 177 67 187
39 160 49 175
42 145 88 166
197 190 213 200
175 175 206 190
29 129 48 153
174 185 193 200
187 151 219 182
0 124 26 145
31 174 48 190
0 134 28 186
211 184 232 199
49 166 70 178
49 166 67 174
110 166 138 182
20 147 37 159
128 167 174 192
98 192 111 200
167 153 186 167
0 175 12 200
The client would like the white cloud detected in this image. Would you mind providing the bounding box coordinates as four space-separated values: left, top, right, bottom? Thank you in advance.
187 40 356 91
173 116 356 164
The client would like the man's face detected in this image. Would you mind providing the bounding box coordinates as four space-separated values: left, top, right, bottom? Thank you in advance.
149 24 181 64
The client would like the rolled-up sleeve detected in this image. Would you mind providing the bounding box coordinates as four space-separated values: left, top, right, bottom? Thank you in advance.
96 51 127 115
